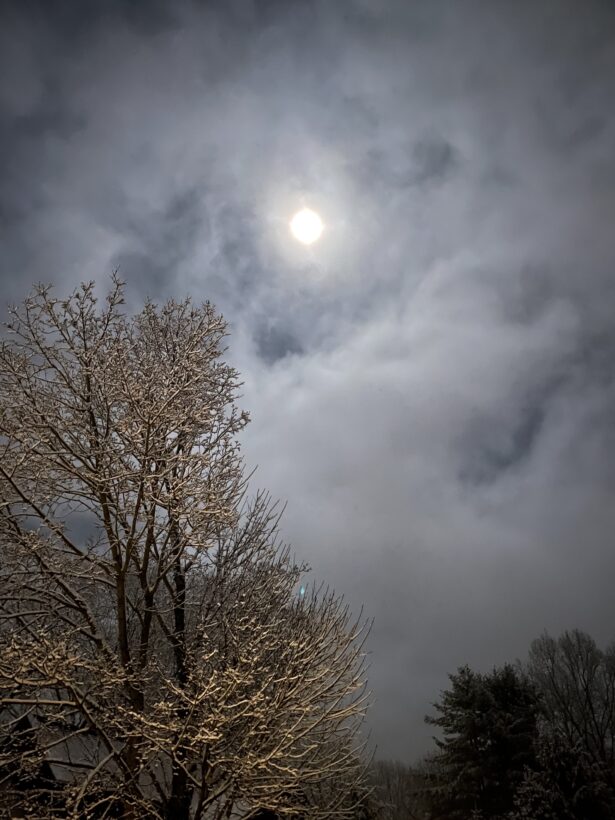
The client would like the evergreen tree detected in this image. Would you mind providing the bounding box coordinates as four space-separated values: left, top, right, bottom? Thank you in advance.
424 664 540 819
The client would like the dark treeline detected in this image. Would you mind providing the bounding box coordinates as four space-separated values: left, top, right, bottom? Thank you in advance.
367 629 615 820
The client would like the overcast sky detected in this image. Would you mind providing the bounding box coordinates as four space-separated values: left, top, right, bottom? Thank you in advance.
2 0 615 764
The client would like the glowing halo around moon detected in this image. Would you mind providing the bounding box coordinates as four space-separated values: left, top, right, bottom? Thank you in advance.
290 207 324 244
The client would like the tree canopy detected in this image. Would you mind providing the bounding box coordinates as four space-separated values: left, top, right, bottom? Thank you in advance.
424 664 541 819
0 280 372 819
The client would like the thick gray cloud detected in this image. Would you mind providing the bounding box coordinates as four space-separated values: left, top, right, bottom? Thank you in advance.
2 0 615 763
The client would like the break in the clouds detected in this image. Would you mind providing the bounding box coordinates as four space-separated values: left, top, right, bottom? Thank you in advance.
2 0 615 762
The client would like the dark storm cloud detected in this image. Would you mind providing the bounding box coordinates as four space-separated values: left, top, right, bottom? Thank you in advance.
457 397 547 487
5 0 180 40
254 322 304 365
356 135 458 191
413 137 458 184
2 0 615 764
112 189 206 299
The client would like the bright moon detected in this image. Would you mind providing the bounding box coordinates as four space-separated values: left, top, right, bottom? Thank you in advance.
290 208 324 244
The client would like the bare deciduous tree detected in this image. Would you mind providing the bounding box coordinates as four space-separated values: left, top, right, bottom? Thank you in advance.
367 759 417 819
526 630 615 770
0 280 371 819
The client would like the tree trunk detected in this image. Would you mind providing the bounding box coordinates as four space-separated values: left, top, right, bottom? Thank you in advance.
168 519 191 819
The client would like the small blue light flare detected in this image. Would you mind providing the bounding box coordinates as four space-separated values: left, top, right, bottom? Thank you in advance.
299 586 306 598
